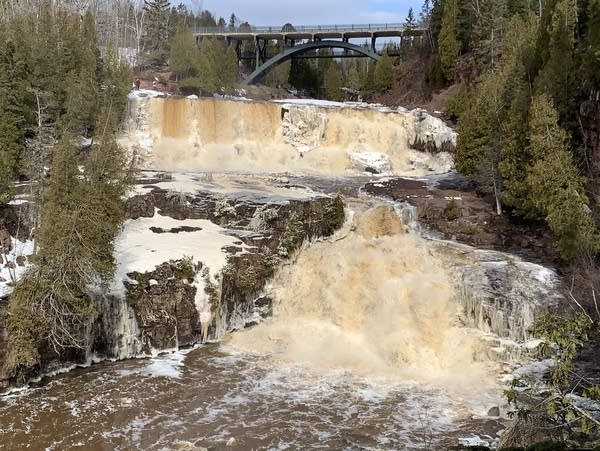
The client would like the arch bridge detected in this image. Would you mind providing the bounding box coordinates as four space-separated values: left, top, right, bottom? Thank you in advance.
193 23 426 84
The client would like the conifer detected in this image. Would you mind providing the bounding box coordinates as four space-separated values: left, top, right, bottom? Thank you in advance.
438 0 460 81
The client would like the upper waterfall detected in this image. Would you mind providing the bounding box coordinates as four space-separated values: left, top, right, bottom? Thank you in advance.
121 94 456 176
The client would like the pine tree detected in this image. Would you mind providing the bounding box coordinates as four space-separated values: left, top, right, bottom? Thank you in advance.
0 36 28 203
534 0 579 137
170 24 200 80
471 0 508 68
142 0 171 67
584 0 600 88
526 94 598 259
219 45 238 93
497 14 539 212
438 0 460 81
228 13 237 31
346 64 361 91
324 63 343 101
405 7 417 31
196 36 220 93
374 53 394 91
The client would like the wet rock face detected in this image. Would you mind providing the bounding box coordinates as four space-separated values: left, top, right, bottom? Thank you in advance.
126 262 200 352
125 194 155 219
120 182 345 352
363 176 560 265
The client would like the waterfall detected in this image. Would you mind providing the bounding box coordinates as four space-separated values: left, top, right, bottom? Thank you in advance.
226 205 497 395
120 96 456 176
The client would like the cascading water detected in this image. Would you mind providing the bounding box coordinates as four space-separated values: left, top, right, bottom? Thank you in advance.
121 95 456 175
0 97 563 450
227 205 497 394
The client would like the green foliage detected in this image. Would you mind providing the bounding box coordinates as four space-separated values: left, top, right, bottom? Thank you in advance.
235 267 259 296
279 214 304 256
471 0 508 68
584 0 600 88
194 37 238 95
324 63 343 101
323 194 345 233
525 94 598 259
373 54 395 91
169 257 196 281
0 32 29 204
169 24 200 79
444 82 470 121
506 313 600 441
443 199 461 220
455 78 498 177
533 0 579 138
438 0 461 81
289 58 321 96
142 0 172 67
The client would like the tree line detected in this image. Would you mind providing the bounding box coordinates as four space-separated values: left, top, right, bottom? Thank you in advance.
418 0 600 262
0 2 132 365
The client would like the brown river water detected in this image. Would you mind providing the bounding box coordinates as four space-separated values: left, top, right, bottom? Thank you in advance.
0 209 505 450
0 344 503 450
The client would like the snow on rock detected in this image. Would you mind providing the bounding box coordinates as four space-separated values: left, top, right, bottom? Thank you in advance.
273 98 349 109
0 238 34 298
410 108 457 148
111 210 244 298
349 152 392 174
127 89 167 100
7 199 28 206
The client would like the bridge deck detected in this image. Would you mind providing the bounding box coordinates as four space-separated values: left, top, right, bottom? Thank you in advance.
193 23 426 40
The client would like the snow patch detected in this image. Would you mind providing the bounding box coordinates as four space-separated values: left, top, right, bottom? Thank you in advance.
7 199 28 206
127 89 167 100
111 211 243 298
0 238 35 298
349 152 392 174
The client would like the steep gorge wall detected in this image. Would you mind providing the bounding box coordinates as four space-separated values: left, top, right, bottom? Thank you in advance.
122 96 456 175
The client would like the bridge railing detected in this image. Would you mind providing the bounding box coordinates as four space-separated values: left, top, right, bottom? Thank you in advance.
193 23 415 35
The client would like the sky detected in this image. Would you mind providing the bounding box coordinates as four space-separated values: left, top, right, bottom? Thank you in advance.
185 0 422 26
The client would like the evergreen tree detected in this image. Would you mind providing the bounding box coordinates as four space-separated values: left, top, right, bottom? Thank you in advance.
471 0 508 68
497 13 539 212
346 64 361 91
374 54 394 91
142 0 171 67
196 36 220 93
584 0 600 88
419 0 432 25
324 62 343 101
170 24 200 80
219 45 238 93
228 13 237 31
526 94 598 259
438 0 460 81
0 38 26 203
534 0 579 138
405 7 417 31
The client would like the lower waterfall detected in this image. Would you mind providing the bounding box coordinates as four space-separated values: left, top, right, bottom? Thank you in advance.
227 205 496 395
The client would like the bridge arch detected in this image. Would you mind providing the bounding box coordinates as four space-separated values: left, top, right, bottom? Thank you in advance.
245 40 382 85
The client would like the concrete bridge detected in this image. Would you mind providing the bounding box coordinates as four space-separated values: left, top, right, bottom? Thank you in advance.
193 23 426 84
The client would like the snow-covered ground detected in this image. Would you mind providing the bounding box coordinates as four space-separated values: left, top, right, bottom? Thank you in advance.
111 210 244 298
0 238 34 298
